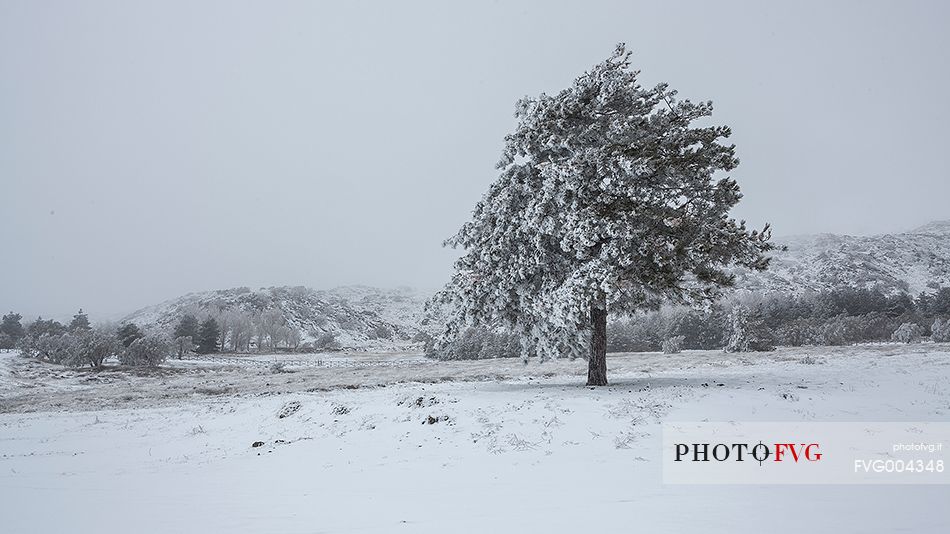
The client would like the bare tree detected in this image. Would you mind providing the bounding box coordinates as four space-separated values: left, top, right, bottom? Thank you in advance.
229 311 255 352
215 309 232 352
174 335 196 358
260 309 284 351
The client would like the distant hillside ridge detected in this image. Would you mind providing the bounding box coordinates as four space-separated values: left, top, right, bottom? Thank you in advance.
731 220 950 296
121 285 434 352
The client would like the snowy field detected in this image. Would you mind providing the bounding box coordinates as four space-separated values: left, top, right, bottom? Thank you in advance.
1 345 949 533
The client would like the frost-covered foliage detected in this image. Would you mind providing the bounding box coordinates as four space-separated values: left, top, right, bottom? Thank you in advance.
890 322 922 344
1 312 25 348
34 333 81 365
116 323 144 348
933 318 950 343
68 309 91 332
608 306 726 352
724 304 774 352
432 44 771 362
312 332 341 351
77 329 121 368
430 326 521 360
661 335 685 354
120 335 171 367
20 329 120 367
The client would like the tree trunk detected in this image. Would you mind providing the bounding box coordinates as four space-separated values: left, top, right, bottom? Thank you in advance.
587 301 608 386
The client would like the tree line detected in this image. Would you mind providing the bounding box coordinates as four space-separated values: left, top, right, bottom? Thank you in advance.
0 305 326 370
3 310 171 368
168 308 320 355
426 287 950 360
608 286 950 352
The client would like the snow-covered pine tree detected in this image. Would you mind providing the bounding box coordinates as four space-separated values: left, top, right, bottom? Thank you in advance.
662 335 685 354
723 304 775 352
116 322 144 348
197 317 220 354
433 44 772 385
932 318 950 343
174 314 200 341
0 312 25 343
891 322 922 344
69 309 91 332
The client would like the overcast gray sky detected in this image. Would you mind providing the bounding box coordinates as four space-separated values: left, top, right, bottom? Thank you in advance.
2 0 948 319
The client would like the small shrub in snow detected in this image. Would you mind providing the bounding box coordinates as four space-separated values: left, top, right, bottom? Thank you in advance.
932 318 950 343
277 401 302 419
120 335 171 367
661 336 684 354
424 414 450 425
313 332 341 351
890 322 922 344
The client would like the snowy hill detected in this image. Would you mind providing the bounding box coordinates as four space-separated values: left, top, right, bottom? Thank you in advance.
732 220 950 295
122 286 432 352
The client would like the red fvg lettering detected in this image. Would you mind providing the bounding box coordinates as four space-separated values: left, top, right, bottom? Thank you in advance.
774 443 822 462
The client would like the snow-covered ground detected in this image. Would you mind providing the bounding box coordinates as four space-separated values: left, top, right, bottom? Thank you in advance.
1 345 949 533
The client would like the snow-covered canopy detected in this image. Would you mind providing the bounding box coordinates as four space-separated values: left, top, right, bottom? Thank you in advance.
434 44 772 361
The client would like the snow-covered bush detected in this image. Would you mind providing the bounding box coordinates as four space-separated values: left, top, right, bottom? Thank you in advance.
431 326 520 360
662 335 684 354
816 315 865 346
723 305 775 352
76 329 121 368
608 316 662 352
774 318 819 347
890 322 922 344
18 329 121 368
16 335 38 359
120 335 171 367
932 318 950 342
34 333 82 365
313 332 340 351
